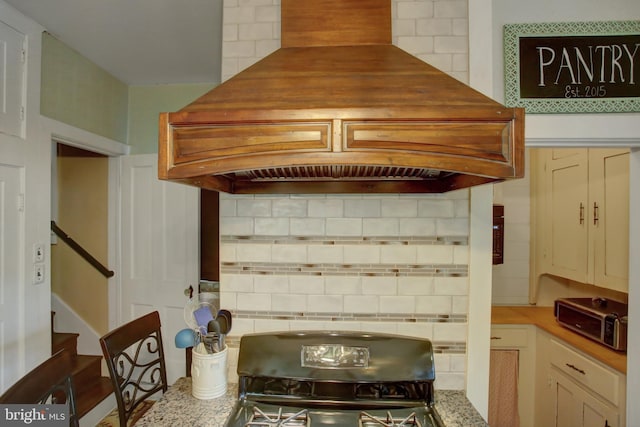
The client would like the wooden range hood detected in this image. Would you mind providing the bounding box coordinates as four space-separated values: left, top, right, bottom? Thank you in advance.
158 0 524 194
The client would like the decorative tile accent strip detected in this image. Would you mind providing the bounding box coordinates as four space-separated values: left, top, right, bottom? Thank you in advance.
222 235 469 245
221 262 468 277
232 310 467 323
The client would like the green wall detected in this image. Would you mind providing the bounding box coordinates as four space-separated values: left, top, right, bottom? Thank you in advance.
41 32 129 143
128 84 214 154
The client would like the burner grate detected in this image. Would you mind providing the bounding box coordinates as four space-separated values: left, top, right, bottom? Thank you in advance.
246 407 310 427
359 411 422 427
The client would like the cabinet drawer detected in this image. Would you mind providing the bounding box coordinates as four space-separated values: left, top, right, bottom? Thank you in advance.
490 326 529 348
549 338 620 405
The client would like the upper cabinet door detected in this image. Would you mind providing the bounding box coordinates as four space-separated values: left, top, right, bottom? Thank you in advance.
0 19 26 138
545 149 590 284
536 147 630 293
589 149 630 292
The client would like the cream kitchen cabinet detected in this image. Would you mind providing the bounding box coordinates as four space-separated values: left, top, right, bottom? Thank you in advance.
535 330 626 427
489 325 536 427
537 148 629 292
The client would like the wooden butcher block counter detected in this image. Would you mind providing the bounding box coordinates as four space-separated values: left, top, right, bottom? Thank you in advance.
491 305 627 374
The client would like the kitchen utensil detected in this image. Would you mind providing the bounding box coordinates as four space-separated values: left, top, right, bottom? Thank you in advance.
216 309 232 334
174 328 196 348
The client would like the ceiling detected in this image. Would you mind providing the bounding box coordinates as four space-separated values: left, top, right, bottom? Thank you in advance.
5 0 223 85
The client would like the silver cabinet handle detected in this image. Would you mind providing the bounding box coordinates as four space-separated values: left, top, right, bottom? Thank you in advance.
579 202 584 225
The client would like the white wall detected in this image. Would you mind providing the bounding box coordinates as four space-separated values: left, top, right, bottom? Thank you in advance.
0 1 52 389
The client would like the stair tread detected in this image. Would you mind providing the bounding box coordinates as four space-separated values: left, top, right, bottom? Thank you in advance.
75 376 113 419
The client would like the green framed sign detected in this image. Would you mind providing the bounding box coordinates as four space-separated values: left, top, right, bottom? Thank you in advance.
504 21 640 113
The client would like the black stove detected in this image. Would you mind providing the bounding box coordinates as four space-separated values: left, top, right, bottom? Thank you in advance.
224 331 444 427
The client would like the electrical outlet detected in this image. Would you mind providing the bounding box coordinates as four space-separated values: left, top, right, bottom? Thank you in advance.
33 263 45 284
34 243 45 263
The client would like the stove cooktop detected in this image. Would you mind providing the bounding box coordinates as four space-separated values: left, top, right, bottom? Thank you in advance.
224 400 444 427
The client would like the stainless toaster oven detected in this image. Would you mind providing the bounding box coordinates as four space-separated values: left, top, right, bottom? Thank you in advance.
554 297 628 352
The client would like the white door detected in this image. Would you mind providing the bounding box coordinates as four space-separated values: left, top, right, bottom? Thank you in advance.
120 154 199 383
0 164 24 392
0 19 26 138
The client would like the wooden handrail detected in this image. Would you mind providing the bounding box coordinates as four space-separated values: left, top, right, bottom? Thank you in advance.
50 221 115 278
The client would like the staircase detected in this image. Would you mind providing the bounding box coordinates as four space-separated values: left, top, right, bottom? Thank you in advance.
51 312 113 419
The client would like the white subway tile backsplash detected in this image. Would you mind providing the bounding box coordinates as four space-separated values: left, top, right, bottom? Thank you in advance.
254 275 289 294
324 277 361 295
363 218 399 236
239 22 274 40
326 218 362 236
415 295 452 314
379 296 416 313
435 218 469 236
306 295 343 312
418 199 455 217
434 373 465 391
223 40 256 58
452 296 469 314
434 35 468 54
289 275 324 295
416 18 452 36
398 276 435 295
221 217 254 235
380 244 417 264
450 354 466 372
343 245 381 264
236 243 272 262
360 322 398 335
308 245 344 264
237 292 272 311
224 6 256 24
397 1 434 19
416 245 454 264
345 199 381 218
308 199 344 217
290 218 325 236
253 318 291 333
399 218 437 236
219 244 237 262
433 322 467 342
271 294 307 312
434 277 468 296
219 291 237 310
344 295 379 313
255 218 289 235
221 274 255 292
237 199 271 216
453 245 469 264
381 198 418 217
361 276 397 296
434 354 451 371
433 0 468 18
272 198 307 217
397 36 434 55
397 322 434 339
272 244 307 263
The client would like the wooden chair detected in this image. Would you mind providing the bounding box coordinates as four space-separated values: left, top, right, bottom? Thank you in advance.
0 349 79 427
99 311 168 426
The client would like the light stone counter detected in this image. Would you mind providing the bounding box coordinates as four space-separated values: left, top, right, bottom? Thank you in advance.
136 377 488 427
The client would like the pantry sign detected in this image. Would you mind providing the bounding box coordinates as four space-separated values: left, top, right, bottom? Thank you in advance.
504 21 640 113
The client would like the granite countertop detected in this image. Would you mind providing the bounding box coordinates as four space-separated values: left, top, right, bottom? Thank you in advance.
492 305 627 374
136 377 488 427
